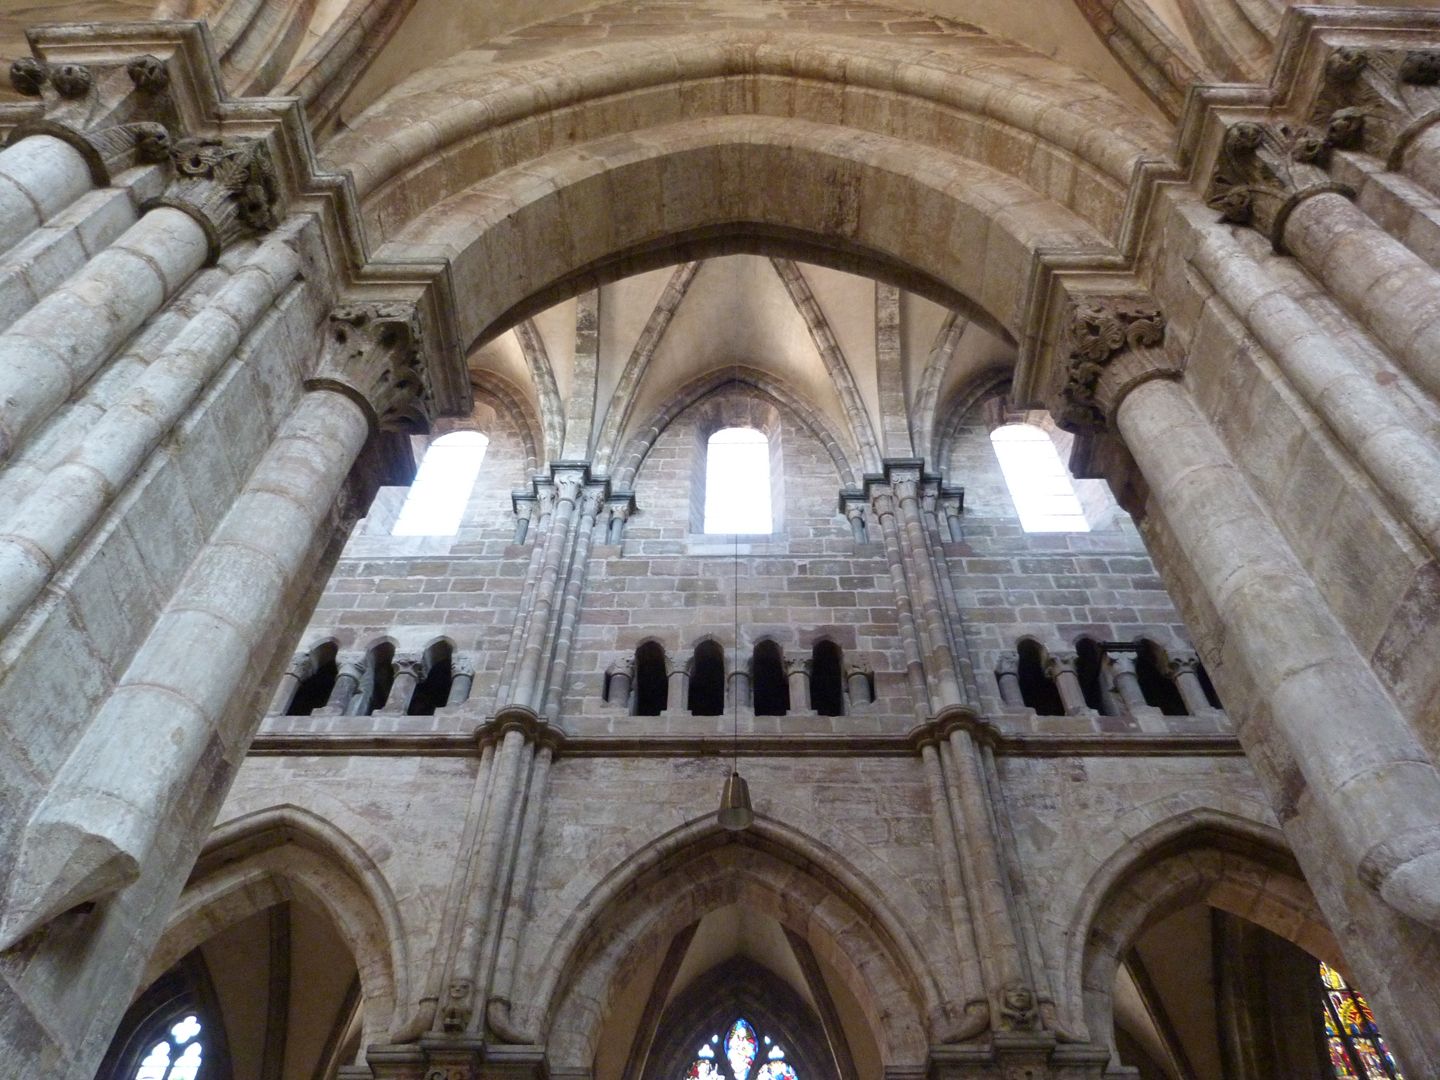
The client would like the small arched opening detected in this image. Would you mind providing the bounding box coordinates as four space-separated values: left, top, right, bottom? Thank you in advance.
407 640 454 715
752 641 789 717
1075 637 1111 715
356 642 395 716
1135 640 1187 716
289 642 338 716
689 640 726 717
811 641 844 717
1017 639 1063 716
634 641 669 717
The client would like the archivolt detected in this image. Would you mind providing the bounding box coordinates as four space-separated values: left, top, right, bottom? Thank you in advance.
523 816 940 1071
1065 809 1333 1052
143 804 410 1048
383 115 1111 355
328 30 1163 240
611 365 861 490
466 370 543 475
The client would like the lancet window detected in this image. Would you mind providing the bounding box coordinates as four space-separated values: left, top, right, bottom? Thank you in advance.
751 640 789 716
682 1017 799 1080
989 423 1089 533
634 641 669 716
688 640 726 716
810 640 844 717
1321 962 1403 1079
703 427 773 534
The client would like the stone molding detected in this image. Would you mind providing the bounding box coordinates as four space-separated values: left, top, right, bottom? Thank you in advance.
1314 45 1440 168
1205 120 1354 250
306 303 433 434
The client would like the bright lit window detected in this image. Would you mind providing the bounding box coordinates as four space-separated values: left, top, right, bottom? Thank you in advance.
990 424 1089 533
132 1014 204 1080
392 431 489 536
704 427 772 534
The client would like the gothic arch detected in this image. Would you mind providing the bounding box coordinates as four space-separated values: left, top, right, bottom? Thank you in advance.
143 805 410 1049
372 115 1115 355
1065 808 1335 1057
614 366 862 490
522 816 947 1072
467 371 542 475
331 29 1162 238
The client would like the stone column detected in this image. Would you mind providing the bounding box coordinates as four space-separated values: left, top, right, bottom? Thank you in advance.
1043 653 1087 715
379 655 423 714
845 662 872 708
511 473 583 708
0 133 94 255
1106 654 1148 711
541 486 606 721
607 501 631 544
666 658 689 713
317 655 365 716
994 652 1024 707
845 501 869 543
727 655 751 709
939 494 964 542
447 657 475 707
893 474 964 707
0 294 432 948
0 386 371 946
606 658 634 706
1169 654 1212 715
0 233 301 636
871 490 931 719
512 500 533 544
0 135 279 464
785 657 811 712
267 652 315 715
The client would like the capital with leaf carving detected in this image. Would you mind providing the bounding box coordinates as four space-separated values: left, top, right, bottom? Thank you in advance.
147 135 282 261
307 303 432 434
1056 296 1173 432
1314 46 1440 169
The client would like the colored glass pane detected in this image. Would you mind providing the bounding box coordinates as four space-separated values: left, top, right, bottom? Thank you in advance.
1319 961 1402 1080
1329 1040 1360 1079
686 1060 726 1080
1321 962 1347 990
757 1065 799 1080
726 1018 758 1080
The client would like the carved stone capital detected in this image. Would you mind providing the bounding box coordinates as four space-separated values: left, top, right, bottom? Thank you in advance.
48 62 93 100
450 656 476 680
393 656 424 681
336 656 366 682
607 657 635 678
666 658 689 677
555 475 583 504
609 501 632 522
843 661 872 680
1057 297 1172 432
307 303 431 434
995 651 1019 678
125 55 169 94
1108 653 1138 677
1169 653 1202 677
6 119 171 187
1205 121 1353 249
9 57 45 97
870 491 896 519
146 136 281 261
844 502 867 523
1044 652 1078 679
783 658 811 678
288 652 317 681
580 487 606 518
1314 46 1440 168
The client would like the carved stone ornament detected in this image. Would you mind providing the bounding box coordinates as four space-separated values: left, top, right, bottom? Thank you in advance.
1205 121 1353 248
441 978 474 1033
149 136 281 260
1057 297 1166 431
998 983 1039 1031
1314 46 1440 168
4 119 170 188
308 303 432 434
8 57 45 96
125 54 169 93
48 62 93 99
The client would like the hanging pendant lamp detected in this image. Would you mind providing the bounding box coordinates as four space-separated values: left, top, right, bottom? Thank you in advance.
717 526 754 831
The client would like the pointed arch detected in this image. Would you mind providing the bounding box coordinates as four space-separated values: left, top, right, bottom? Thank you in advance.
143 805 411 1049
912 310 969 468
933 368 1013 477
511 318 565 465
1064 808 1335 1054
613 366 861 490
526 815 948 1072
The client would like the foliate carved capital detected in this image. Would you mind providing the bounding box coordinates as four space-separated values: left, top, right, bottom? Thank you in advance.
581 488 606 518
1058 297 1170 432
1205 121 1353 248
5 118 171 188
308 303 432 434
609 501 632 523
1315 46 1440 168
870 491 895 519
554 475 584 504
450 656 476 680
843 661 872 680
995 651 1019 678
844 502 867 523
148 136 281 260
783 658 811 678
607 656 635 678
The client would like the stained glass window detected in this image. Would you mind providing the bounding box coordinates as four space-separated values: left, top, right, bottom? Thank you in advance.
681 1017 798 1080
1320 961 1403 1079
132 1014 205 1080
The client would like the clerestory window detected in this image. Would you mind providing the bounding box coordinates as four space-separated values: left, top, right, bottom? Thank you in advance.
1321 962 1404 1078
989 423 1089 533
392 430 489 536
704 427 772 534
130 1013 206 1080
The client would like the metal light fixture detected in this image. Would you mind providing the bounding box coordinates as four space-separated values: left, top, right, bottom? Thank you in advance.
717 526 754 831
